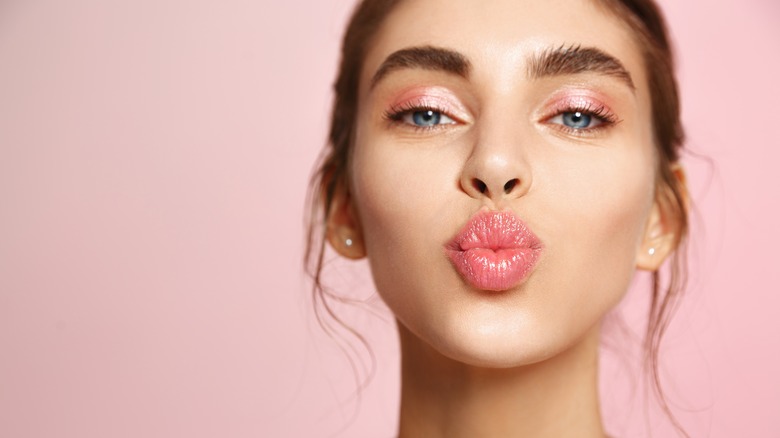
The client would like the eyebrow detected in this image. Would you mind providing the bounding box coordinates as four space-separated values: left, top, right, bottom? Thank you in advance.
370 44 635 91
528 44 635 90
370 46 471 89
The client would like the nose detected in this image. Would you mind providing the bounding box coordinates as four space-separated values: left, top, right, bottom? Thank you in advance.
459 124 532 203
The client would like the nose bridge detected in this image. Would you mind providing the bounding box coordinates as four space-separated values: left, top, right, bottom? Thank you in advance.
461 106 532 202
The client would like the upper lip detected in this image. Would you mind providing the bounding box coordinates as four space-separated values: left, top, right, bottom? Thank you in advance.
447 209 543 252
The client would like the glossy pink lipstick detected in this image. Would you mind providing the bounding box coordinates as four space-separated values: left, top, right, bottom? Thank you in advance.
446 210 543 291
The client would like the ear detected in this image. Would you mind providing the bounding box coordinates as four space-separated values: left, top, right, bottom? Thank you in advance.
636 165 688 271
325 182 366 260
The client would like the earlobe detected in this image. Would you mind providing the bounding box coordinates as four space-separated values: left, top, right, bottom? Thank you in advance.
636 166 687 271
325 184 367 260
636 203 676 271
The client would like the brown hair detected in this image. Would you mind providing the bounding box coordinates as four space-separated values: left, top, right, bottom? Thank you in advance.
305 0 689 433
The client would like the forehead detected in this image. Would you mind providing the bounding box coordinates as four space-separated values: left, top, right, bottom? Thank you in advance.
360 0 648 95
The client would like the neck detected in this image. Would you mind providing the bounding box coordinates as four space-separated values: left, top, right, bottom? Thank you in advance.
396 324 605 438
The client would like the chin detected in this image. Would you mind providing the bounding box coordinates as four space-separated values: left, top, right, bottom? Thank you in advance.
434 318 599 371
414 308 567 369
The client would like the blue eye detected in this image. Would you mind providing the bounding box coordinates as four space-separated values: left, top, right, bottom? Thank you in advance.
548 110 606 130
413 110 440 126
562 111 592 129
401 109 456 127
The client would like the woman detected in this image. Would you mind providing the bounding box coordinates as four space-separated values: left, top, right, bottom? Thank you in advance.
307 0 689 436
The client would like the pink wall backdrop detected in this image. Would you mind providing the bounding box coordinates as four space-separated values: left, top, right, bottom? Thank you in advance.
1 0 778 436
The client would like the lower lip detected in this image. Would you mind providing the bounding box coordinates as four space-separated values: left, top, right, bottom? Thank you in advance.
446 247 540 291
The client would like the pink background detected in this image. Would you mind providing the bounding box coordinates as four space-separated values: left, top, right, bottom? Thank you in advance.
0 0 778 436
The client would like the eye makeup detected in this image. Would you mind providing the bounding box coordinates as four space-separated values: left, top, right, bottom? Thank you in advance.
538 90 623 136
380 86 469 130
376 82 626 137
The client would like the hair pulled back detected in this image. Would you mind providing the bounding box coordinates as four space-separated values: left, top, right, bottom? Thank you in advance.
306 0 689 433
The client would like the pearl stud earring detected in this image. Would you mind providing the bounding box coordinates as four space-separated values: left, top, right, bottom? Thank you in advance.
648 247 655 256
345 238 353 247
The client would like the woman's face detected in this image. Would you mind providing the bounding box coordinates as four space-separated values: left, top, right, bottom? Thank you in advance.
343 0 663 367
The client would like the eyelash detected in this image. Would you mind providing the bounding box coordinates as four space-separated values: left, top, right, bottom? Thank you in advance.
382 100 620 134
383 102 458 131
544 101 620 135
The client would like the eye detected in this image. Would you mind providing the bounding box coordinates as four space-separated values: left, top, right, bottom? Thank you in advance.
385 103 459 129
400 109 456 127
548 111 605 130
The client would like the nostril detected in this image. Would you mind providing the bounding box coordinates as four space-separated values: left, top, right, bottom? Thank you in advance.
472 178 488 194
503 178 519 194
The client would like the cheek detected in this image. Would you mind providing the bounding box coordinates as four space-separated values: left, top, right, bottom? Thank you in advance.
350 112 474 247
351 138 450 244
556 153 653 248
534 142 656 326
349 125 465 314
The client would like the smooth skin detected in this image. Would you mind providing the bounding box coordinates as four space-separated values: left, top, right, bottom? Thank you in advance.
326 0 684 436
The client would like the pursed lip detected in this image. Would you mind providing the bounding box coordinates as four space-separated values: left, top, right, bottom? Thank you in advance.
445 209 543 291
